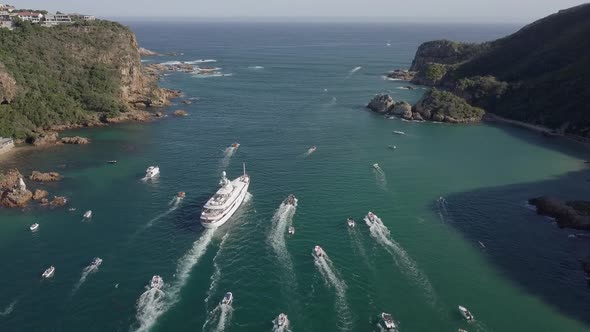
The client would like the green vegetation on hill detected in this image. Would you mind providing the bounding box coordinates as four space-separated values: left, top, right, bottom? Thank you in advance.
0 20 160 139
410 4 590 136
414 89 485 122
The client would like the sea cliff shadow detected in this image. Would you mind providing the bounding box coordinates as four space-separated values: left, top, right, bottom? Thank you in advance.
442 167 590 326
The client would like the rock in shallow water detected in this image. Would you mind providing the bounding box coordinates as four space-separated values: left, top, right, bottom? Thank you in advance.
367 94 394 113
29 171 62 182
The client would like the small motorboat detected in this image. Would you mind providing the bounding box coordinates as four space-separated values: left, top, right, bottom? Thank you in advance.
107 160 117 164
231 142 240 149
458 305 474 321
91 257 103 268
145 166 160 178
277 313 288 327
367 211 377 222
388 145 397 150
42 266 55 278
83 210 92 219
288 226 295 235
347 218 355 227
222 292 233 305
309 146 317 152
313 245 325 258
284 194 297 206
68 207 76 212
393 130 405 135
30 223 39 231
177 191 186 198
381 312 397 330
151 275 164 289
373 163 380 169
458 329 468 332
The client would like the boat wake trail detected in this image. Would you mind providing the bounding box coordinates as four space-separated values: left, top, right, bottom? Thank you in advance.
373 166 388 190
205 233 230 307
313 253 352 331
348 227 370 264
346 66 362 78
220 146 237 170
144 195 183 228
71 263 100 295
364 215 437 305
203 303 233 332
302 147 316 158
436 196 448 222
268 198 298 273
135 286 166 332
133 229 215 332
0 299 17 317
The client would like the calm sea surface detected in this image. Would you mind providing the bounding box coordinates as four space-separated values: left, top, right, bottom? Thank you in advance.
1 22 590 332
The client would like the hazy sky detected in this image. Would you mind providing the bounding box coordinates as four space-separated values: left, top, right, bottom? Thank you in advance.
12 0 587 22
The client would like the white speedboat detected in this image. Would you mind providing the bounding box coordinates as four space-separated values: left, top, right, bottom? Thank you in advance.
388 145 396 150
145 166 160 178
42 266 55 278
277 313 288 327
91 257 103 268
177 191 186 198
83 210 92 218
381 312 397 330
200 164 250 229
231 142 240 149
458 305 474 321
30 223 39 231
309 146 317 153
151 275 164 289
366 211 378 223
68 207 76 212
222 292 233 305
393 130 405 135
288 226 295 235
347 218 355 227
373 163 380 169
284 194 297 206
313 245 325 258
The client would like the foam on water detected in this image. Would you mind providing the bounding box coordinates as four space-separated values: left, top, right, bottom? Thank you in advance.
135 286 167 332
205 233 230 306
0 299 17 317
364 215 437 305
160 61 182 66
203 303 233 332
220 146 237 170
313 252 352 331
437 196 448 222
248 65 264 69
186 59 217 64
268 198 298 272
302 147 316 158
346 66 362 78
71 262 100 295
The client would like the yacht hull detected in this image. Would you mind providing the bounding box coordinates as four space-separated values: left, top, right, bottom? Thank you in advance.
200 181 249 229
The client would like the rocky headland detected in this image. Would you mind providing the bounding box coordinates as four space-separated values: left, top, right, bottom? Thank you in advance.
528 196 590 230
380 4 590 132
0 168 67 208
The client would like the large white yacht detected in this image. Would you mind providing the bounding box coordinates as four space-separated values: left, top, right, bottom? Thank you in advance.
200 164 250 228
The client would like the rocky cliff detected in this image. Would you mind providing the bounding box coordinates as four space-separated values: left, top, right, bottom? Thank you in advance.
404 4 590 135
0 20 173 139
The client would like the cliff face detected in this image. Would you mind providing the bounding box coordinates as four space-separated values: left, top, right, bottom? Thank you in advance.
0 20 171 139
407 4 590 136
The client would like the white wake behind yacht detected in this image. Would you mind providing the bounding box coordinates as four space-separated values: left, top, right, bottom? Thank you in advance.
200 164 250 228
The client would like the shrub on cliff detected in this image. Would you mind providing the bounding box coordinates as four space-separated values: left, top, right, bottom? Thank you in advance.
414 89 485 122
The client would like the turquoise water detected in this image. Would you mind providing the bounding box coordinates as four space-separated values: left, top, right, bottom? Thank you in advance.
1 22 590 332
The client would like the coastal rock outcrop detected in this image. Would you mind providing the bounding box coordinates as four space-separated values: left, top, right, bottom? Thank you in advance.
50 196 67 207
0 169 32 208
33 189 49 201
101 110 152 123
367 94 394 113
392 101 412 117
29 171 62 182
387 69 416 81
409 40 485 73
31 132 60 146
173 110 188 117
413 89 485 123
528 196 590 230
138 47 160 56
61 136 90 144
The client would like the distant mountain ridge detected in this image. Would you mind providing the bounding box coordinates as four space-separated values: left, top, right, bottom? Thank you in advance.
408 3 590 136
